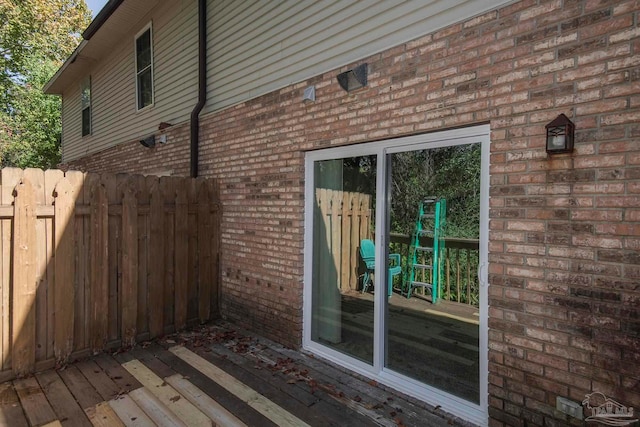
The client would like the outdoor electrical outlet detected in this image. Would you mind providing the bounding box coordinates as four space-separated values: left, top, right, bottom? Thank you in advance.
556 396 583 420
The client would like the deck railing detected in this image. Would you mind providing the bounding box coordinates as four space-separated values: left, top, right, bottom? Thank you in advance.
389 233 480 307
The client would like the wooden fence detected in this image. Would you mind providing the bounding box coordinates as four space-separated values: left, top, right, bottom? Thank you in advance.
315 189 372 292
0 168 220 379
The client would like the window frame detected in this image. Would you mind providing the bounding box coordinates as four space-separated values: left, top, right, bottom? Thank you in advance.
134 22 154 111
303 125 491 426
81 76 91 137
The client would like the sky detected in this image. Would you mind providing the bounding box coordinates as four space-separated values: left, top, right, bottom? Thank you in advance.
85 0 109 18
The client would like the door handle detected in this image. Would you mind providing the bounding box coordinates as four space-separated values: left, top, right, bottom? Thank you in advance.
477 262 487 287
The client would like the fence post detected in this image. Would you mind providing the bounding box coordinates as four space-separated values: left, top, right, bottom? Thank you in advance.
53 177 75 362
121 181 138 347
12 177 37 376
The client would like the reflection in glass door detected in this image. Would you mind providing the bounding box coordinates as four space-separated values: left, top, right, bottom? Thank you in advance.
304 126 489 424
385 144 481 403
310 156 376 364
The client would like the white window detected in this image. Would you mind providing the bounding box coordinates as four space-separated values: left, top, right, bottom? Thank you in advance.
135 23 154 110
81 77 91 136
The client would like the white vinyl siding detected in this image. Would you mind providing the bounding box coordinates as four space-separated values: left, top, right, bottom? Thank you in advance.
62 0 198 163
62 0 511 162
204 0 512 114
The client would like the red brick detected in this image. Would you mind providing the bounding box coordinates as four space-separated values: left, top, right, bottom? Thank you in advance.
62 0 640 424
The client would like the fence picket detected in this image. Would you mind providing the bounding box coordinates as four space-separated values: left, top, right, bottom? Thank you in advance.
54 177 75 362
121 180 138 347
12 177 37 376
105 174 119 342
24 169 47 363
148 177 164 338
197 180 211 323
90 180 109 352
174 184 188 330
135 175 149 336
161 177 175 332
1 168 22 370
340 192 350 291
209 179 220 318
45 170 64 360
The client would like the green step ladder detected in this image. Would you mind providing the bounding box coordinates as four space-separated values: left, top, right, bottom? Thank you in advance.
405 197 446 302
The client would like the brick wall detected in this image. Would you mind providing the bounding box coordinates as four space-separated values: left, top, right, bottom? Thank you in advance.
66 0 640 425
66 121 191 176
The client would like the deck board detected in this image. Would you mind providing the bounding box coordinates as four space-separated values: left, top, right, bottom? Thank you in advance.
187 343 367 427
108 394 155 427
0 382 28 427
0 320 463 427
35 370 91 427
85 401 125 427
58 365 104 411
121 358 211 427
92 353 142 392
143 343 275 427
75 360 122 401
170 345 312 427
13 377 57 427
164 373 248 427
192 336 377 426
128 386 189 427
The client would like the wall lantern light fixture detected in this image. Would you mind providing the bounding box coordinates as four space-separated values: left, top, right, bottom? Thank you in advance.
337 63 368 92
545 113 575 154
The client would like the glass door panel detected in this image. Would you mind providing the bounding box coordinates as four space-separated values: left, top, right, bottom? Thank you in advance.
311 156 376 364
385 144 481 403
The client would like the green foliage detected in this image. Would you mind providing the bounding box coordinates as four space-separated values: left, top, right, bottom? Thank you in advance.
1 58 62 168
0 0 91 168
391 144 481 239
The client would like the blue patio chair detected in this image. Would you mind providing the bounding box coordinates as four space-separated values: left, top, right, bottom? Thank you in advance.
360 239 402 297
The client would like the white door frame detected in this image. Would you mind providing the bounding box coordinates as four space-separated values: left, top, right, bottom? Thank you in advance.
303 124 490 426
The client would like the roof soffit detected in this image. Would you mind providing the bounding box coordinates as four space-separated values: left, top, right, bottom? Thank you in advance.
44 0 159 94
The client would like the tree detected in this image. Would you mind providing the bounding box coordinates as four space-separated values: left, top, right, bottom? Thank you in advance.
0 0 91 168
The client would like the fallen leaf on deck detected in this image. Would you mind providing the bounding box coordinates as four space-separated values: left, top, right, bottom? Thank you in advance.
170 395 181 402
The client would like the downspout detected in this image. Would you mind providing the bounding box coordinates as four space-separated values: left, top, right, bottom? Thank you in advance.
190 0 207 178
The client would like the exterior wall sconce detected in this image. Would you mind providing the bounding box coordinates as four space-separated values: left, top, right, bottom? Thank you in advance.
545 113 575 154
337 63 367 92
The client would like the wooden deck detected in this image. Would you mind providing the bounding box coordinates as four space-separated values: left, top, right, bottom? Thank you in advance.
0 321 472 427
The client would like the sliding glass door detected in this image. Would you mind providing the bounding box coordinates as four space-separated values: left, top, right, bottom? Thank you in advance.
385 144 481 404
310 156 377 364
304 126 489 425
